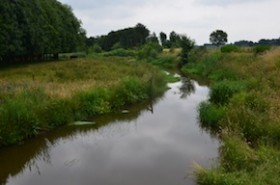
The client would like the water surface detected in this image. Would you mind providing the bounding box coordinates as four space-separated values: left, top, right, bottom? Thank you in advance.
0 77 219 185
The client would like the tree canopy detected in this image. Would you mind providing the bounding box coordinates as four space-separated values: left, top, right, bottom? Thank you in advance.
0 0 85 63
209 30 228 46
180 36 195 65
90 23 150 51
234 38 280 47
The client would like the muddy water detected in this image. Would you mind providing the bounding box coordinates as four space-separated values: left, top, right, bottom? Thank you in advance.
0 77 219 185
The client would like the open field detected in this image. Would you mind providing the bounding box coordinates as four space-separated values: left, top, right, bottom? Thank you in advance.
0 56 168 146
182 46 280 185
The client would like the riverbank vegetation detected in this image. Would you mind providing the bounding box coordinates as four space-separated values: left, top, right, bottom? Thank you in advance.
0 56 169 147
0 0 188 147
182 46 280 184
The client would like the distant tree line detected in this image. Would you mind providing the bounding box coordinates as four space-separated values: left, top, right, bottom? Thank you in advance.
86 25 190 52
0 0 86 64
234 38 280 47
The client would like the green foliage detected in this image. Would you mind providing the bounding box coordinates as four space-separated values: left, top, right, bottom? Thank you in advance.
88 44 103 53
210 81 246 105
196 141 280 185
147 32 159 44
189 46 207 63
199 102 225 129
182 51 223 77
112 77 148 108
164 74 180 83
150 56 178 69
210 30 228 46
159 32 168 48
74 88 111 120
221 45 240 53
95 23 150 51
0 88 45 145
41 99 73 127
253 45 271 55
103 48 136 57
169 31 182 48
180 36 195 65
0 57 168 146
137 43 162 61
0 0 85 63
220 136 259 171
183 47 280 185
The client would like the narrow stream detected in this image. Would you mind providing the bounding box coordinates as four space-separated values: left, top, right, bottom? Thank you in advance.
0 77 219 185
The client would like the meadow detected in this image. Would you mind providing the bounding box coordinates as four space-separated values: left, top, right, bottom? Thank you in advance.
182 46 280 185
0 55 168 146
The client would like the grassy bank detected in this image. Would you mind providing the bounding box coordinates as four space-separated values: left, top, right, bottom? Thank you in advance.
182 46 280 184
0 56 168 146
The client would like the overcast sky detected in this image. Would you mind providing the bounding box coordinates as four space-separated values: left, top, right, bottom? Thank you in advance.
58 0 280 45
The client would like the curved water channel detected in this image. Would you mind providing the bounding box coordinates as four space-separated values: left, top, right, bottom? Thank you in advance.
0 76 219 185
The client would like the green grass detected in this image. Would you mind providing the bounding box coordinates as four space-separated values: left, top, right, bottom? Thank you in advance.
209 80 247 105
0 56 168 146
182 47 280 185
199 101 226 129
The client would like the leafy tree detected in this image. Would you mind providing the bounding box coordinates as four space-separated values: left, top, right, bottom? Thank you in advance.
147 32 159 44
0 0 85 64
135 23 150 46
210 30 228 46
159 32 167 47
180 36 195 65
138 43 161 61
95 23 150 51
169 31 182 48
86 37 96 48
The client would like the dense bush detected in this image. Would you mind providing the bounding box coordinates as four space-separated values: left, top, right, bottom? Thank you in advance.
210 81 246 105
150 56 178 69
199 102 225 129
103 48 136 57
137 43 163 61
253 45 271 55
220 45 240 53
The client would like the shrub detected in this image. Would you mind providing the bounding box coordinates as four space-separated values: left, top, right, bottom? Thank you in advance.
225 92 271 143
112 77 148 108
199 101 225 129
74 88 111 120
90 44 103 53
41 99 74 127
220 45 240 53
151 56 177 69
210 81 246 105
0 89 45 145
137 43 162 61
209 69 238 81
188 46 207 63
253 45 271 55
220 136 259 171
103 48 136 57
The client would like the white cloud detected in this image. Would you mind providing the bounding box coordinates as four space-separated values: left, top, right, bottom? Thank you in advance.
58 0 280 45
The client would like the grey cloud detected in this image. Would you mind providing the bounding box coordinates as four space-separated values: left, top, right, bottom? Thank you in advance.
196 0 268 6
59 0 148 10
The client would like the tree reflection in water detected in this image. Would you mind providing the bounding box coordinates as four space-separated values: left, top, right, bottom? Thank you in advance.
179 77 195 99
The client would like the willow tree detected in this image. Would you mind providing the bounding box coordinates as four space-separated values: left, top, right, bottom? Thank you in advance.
0 0 85 64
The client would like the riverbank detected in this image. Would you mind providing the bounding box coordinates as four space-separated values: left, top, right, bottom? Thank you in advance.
0 56 168 147
182 46 280 184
